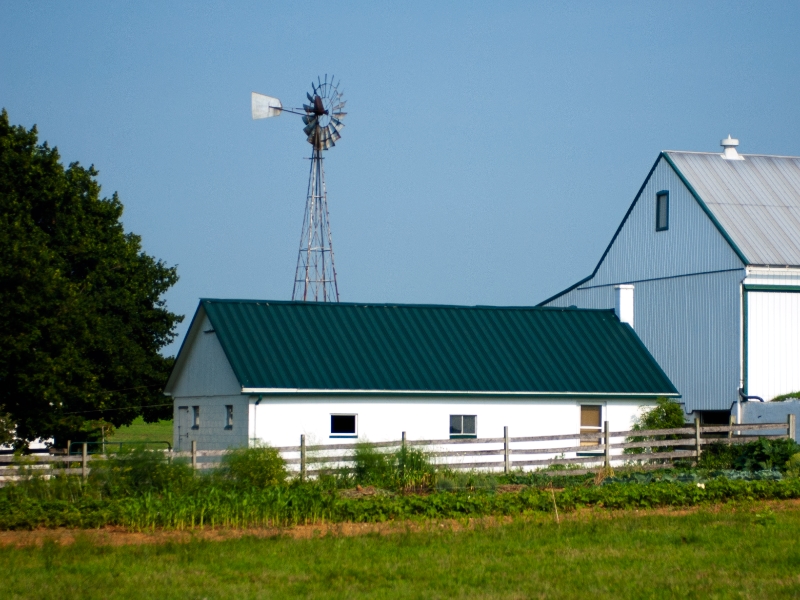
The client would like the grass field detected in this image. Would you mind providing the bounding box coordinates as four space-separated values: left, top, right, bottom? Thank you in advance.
2 504 799 599
108 417 172 446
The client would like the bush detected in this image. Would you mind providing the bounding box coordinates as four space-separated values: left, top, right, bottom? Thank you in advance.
699 438 800 472
89 447 193 496
219 444 288 489
352 442 394 487
351 443 435 490
625 398 686 455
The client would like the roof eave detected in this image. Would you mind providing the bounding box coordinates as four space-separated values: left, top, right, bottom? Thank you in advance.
241 387 680 399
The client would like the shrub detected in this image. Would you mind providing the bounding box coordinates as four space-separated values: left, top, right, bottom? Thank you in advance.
786 453 800 477
351 442 435 490
89 447 193 496
625 398 686 455
699 438 800 472
219 444 288 489
352 442 395 487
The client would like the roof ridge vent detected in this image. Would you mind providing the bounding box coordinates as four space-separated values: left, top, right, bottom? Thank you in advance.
721 135 744 160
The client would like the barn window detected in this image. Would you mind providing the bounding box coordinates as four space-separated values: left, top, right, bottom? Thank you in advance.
192 406 200 429
225 405 233 429
580 405 602 446
450 415 477 438
331 414 357 437
656 191 669 231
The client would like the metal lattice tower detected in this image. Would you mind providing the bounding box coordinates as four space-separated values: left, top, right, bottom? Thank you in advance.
292 145 339 301
251 74 347 302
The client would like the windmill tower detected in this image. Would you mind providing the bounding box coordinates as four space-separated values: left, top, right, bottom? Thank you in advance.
251 75 347 301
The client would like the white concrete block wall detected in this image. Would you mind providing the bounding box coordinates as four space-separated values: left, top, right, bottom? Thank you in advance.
248 395 652 468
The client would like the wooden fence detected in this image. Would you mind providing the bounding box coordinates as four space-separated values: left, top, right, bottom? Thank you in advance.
0 416 795 484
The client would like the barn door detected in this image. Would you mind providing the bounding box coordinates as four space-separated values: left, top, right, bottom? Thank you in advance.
177 406 190 451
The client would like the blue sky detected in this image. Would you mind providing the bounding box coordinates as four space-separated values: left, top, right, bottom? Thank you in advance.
2 2 799 354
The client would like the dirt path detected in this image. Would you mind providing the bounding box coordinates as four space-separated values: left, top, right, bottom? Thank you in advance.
1 498 797 548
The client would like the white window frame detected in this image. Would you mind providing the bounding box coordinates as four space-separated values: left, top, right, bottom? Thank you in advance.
450 414 477 439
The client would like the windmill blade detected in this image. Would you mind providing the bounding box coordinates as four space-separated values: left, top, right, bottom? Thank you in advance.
331 117 346 129
307 92 314 102
303 121 317 136
302 115 315 125
333 100 347 111
251 92 283 119
332 112 347 120
328 125 341 142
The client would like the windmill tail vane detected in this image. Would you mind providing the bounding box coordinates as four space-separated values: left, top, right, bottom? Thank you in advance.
251 74 347 302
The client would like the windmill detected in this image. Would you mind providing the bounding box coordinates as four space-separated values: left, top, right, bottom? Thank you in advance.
251 75 347 302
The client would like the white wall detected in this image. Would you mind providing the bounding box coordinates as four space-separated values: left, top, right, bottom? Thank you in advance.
747 291 800 401
249 395 651 467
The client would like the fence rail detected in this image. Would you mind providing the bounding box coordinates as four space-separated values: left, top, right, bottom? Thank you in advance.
0 416 795 485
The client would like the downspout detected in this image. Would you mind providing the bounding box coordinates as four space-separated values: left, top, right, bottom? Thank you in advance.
253 395 263 446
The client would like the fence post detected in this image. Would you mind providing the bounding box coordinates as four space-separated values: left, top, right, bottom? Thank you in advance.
402 431 406 450
694 417 702 462
81 442 87 480
300 434 306 481
504 426 510 474
788 414 796 441
728 415 735 441
604 421 610 469
191 440 197 471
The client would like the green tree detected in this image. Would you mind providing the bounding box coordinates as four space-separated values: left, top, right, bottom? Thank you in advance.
0 109 182 447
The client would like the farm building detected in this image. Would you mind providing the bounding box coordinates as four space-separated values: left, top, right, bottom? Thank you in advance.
540 137 800 423
164 299 678 451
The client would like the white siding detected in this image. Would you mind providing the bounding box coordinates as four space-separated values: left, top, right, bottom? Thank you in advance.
169 313 241 398
169 312 249 451
173 395 249 451
590 156 744 286
746 291 800 401
544 156 748 414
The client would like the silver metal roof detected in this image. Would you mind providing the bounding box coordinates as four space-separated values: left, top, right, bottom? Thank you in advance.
666 151 800 266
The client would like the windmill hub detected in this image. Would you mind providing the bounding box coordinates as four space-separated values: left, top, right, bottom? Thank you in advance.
251 75 347 302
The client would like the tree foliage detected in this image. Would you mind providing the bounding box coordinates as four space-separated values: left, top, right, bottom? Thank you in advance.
0 109 182 446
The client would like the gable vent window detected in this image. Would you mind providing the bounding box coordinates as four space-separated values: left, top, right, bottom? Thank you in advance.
192 406 200 429
656 191 669 231
225 405 233 429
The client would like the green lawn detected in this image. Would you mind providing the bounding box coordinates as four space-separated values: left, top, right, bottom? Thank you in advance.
2 506 799 599
108 417 173 447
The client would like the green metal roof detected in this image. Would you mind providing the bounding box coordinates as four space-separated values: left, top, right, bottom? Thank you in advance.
184 299 678 397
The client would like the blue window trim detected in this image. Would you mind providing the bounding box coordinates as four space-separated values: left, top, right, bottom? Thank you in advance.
656 190 669 231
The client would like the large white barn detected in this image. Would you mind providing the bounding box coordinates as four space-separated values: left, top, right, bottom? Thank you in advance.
164 300 677 451
541 138 800 423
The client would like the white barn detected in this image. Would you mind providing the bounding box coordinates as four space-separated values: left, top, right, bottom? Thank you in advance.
164 299 677 451
541 138 800 423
